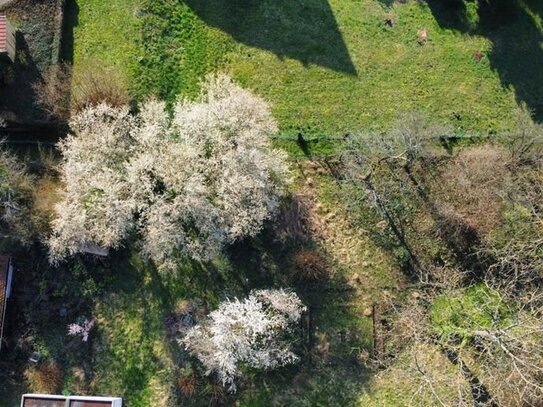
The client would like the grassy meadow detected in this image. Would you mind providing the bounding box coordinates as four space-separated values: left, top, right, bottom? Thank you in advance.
69 0 543 135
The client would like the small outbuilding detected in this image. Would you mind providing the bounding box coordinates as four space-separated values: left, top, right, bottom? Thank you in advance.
21 394 123 407
0 13 15 62
0 254 13 352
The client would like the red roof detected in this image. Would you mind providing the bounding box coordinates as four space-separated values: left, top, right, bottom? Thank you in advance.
0 14 6 52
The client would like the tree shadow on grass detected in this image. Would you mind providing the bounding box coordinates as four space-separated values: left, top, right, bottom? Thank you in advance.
219 196 372 405
0 32 45 123
102 195 373 405
421 0 543 121
484 0 543 121
184 0 357 75
1 200 372 406
60 0 80 64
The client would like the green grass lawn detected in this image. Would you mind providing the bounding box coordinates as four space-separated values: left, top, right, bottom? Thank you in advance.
68 0 142 87
70 0 543 135
226 0 516 135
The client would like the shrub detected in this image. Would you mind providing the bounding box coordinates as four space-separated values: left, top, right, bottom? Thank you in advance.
177 370 197 397
49 74 290 268
48 103 137 260
72 63 130 112
293 250 329 282
182 289 306 392
504 105 543 165
433 144 510 239
486 169 543 282
24 360 63 394
0 143 36 244
32 63 72 122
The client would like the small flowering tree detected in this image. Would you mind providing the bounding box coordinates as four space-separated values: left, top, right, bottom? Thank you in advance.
181 289 306 392
67 318 95 342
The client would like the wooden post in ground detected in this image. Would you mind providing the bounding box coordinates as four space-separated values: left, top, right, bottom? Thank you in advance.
372 303 384 365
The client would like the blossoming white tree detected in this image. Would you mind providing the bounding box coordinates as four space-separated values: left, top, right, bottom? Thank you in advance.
182 289 306 391
48 104 137 259
49 75 290 267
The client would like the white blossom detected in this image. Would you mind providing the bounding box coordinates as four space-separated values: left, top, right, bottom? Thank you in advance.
182 289 306 392
67 318 95 342
49 104 137 262
49 75 290 268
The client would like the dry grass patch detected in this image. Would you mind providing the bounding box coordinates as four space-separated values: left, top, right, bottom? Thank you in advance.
293 250 330 283
433 145 511 239
24 360 63 394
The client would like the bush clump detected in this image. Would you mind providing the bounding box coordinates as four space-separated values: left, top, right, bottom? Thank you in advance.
293 250 330 282
24 360 63 394
72 64 130 112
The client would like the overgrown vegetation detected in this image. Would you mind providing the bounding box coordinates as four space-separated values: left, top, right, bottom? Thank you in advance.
0 0 64 122
340 107 543 406
2 0 543 406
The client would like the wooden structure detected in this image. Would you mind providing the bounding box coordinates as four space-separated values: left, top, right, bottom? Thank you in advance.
0 254 13 352
81 243 110 257
372 303 384 364
0 13 15 62
21 395 123 407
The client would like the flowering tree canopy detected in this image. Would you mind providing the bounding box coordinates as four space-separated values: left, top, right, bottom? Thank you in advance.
181 289 306 391
49 75 290 268
48 104 137 259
